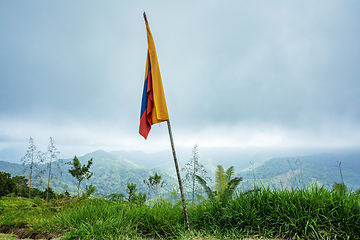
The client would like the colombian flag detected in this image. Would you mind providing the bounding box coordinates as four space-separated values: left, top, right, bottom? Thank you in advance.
139 20 169 139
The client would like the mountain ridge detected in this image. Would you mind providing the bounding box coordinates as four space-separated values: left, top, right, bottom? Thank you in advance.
1 148 359 196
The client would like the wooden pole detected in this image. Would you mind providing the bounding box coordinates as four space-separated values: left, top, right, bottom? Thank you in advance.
167 120 190 230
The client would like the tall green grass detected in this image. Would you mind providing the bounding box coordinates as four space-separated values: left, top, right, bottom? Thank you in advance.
190 185 360 239
1 185 359 239
0 196 59 229
47 199 184 239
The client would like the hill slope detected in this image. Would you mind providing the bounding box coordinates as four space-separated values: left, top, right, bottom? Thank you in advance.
1 149 359 196
240 151 360 190
0 150 178 198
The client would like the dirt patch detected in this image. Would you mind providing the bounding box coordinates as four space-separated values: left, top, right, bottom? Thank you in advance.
0 226 63 240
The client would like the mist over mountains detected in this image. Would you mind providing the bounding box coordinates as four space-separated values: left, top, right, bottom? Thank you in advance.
1 147 359 196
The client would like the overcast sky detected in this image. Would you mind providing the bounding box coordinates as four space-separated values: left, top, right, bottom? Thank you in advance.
1 1 359 156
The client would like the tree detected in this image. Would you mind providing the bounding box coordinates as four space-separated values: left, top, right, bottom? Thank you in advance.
143 172 165 199
0 171 17 197
126 183 147 204
152 172 165 198
13 175 29 197
83 183 97 198
45 137 62 203
143 175 154 200
21 137 42 199
126 183 137 202
68 156 93 196
181 144 211 204
196 165 242 204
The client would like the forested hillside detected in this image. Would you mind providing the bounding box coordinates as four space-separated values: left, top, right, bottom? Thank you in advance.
239 151 360 190
1 149 359 197
0 150 178 198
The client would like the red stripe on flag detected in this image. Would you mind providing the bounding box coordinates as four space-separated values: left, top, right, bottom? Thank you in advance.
139 69 154 139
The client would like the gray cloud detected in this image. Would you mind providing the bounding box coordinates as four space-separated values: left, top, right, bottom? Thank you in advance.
1 1 359 154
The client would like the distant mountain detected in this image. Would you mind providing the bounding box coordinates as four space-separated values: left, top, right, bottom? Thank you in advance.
0 150 178 198
110 149 181 177
110 147 295 178
1 148 359 197
0 160 23 175
80 150 178 196
239 151 360 190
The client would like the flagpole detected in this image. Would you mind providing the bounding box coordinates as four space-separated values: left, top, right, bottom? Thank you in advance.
143 11 190 231
166 119 190 230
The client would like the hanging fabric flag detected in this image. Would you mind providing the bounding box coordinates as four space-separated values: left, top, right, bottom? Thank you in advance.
139 14 169 139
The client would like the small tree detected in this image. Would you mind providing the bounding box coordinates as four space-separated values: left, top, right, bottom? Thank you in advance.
152 172 165 198
181 144 211 204
126 183 137 202
126 183 147 204
143 175 155 200
83 183 97 198
143 172 165 199
196 165 242 204
45 137 62 203
21 137 43 199
68 156 93 196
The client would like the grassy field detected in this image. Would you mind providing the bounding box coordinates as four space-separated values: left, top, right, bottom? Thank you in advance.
1 186 359 239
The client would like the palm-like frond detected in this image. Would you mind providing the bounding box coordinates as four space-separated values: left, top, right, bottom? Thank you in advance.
196 175 215 201
215 165 226 196
225 166 234 184
220 176 243 203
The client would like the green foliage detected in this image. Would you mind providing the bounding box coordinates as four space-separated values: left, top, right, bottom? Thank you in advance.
355 188 360 196
67 156 93 196
125 183 147 204
143 172 165 199
0 171 71 202
0 195 64 231
196 165 242 205
1 150 179 197
1 148 360 239
134 192 147 204
126 182 137 202
48 198 182 239
0 171 17 197
195 175 215 202
220 177 243 204
215 165 226 195
83 183 97 198
191 185 360 239
1 185 359 239
13 175 29 197
332 182 348 195
225 165 235 184
106 193 125 202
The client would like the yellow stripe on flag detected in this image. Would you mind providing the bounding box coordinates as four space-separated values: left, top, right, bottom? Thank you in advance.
145 22 169 123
